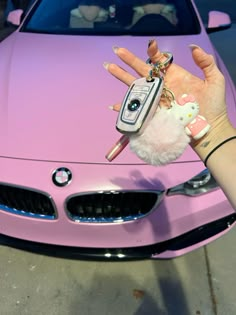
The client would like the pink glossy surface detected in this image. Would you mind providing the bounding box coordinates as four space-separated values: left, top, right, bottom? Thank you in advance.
153 222 236 259
0 0 235 258
7 9 23 26
1 31 233 164
208 11 231 28
0 156 234 249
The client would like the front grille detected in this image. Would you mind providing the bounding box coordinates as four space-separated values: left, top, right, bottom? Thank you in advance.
66 191 163 223
0 184 56 219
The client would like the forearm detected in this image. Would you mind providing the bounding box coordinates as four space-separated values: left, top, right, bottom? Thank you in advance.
193 115 236 209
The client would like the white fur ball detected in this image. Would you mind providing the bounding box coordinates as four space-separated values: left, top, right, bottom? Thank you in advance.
129 108 191 166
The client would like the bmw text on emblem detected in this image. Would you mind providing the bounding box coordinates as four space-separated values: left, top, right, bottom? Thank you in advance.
52 168 72 187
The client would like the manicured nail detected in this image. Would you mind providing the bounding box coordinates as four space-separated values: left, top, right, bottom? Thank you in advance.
112 46 119 54
148 39 155 47
108 105 114 110
189 44 201 51
103 62 110 70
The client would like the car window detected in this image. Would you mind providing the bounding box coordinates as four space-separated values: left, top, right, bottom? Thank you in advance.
20 0 201 36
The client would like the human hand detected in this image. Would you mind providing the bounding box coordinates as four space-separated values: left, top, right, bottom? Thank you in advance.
105 39 234 160
107 40 225 126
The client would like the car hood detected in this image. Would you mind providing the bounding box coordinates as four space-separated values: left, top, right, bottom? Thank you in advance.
0 31 224 164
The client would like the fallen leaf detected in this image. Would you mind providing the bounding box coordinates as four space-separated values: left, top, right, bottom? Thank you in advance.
133 289 145 299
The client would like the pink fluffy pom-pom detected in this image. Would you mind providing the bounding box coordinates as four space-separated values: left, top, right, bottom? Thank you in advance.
129 108 191 166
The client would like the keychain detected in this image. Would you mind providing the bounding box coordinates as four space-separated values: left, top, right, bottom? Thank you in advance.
115 52 174 135
129 93 211 165
106 50 210 165
106 52 173 162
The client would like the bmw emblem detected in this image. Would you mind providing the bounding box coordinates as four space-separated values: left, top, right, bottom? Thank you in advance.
52 168 72 187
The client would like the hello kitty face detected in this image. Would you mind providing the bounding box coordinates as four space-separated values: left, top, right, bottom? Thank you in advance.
169 94 200 126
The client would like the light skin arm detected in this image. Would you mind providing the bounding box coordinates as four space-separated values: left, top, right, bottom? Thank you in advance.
194 116 236 208
104 41 236 209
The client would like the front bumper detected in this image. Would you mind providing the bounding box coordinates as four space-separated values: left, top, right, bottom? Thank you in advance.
0 156 234 258
1 213 235 260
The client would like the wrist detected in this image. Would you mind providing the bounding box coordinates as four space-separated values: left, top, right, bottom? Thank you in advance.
192 113 236 162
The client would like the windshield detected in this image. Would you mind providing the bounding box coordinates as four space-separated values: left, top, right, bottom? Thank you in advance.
21 0 201 36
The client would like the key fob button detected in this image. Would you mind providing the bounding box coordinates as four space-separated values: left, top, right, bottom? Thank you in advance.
128 99 141 111
123 110 139 122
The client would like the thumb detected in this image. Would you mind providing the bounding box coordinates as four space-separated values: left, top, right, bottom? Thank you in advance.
190 45 221 82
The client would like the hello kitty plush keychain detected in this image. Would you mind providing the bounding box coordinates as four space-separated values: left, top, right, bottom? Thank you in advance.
170 94 210 140
106 52 210 165
129 92 210 165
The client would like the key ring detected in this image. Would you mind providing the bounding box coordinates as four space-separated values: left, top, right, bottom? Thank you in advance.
146 51 173 71
161 87 175 108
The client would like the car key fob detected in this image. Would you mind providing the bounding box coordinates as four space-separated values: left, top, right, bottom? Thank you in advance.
116 76 164 135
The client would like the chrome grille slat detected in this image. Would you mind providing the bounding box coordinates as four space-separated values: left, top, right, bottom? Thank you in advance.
66 191 163 223
0 184 56 219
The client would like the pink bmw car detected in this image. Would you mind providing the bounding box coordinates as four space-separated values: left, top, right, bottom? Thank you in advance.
0 0 235 259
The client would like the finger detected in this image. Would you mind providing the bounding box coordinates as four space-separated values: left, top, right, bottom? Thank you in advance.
147 39 165 63
104 62 136 86
113 47 150 77
190 45 223 82
109 103 121 112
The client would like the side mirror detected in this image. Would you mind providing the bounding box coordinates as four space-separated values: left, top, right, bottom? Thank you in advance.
207 11 231 34
7 9 24 26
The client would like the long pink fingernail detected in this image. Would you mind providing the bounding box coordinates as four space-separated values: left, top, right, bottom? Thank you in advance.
148 39 155 47
103 62 110 70
189 44 201 51
112 46 119 54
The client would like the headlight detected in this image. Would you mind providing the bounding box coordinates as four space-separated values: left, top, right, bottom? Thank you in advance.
167 169 219 196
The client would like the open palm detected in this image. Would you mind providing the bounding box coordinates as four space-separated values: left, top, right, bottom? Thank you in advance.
106 40 227 128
